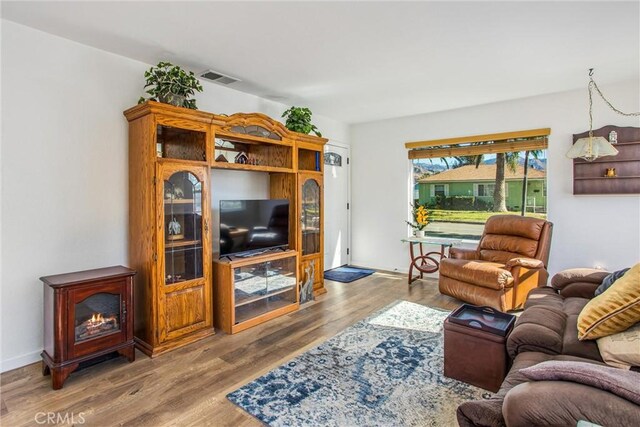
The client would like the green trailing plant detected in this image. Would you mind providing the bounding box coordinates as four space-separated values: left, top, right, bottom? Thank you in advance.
138 61 203 109
281 106 322 137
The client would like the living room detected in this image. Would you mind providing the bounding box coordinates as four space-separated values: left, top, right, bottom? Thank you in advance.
1 1 639 426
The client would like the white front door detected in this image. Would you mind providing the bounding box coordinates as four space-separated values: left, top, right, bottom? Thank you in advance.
323 143 350 271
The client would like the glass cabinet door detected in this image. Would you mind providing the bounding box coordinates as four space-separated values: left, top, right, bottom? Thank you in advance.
164 171 204 285
233 257 298 325
301 178 321 256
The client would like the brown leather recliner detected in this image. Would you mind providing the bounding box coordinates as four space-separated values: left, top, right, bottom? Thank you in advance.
438 215 553 312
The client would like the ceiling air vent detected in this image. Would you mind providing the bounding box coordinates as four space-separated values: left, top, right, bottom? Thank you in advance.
199 70 240 85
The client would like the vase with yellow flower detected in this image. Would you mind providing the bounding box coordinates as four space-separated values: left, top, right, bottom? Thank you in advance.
407 203 429 238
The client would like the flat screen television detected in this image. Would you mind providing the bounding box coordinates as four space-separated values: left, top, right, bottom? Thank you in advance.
219 199 289 257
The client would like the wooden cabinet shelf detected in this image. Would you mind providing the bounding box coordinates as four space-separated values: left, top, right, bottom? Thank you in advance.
235 284 296 308
164 199 195 205
572 126 640 195
213 250 299 334
211 162 295 173
574 176 640 180
165 239 202 248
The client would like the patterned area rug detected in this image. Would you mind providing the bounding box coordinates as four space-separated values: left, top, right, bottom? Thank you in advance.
227 301 486 426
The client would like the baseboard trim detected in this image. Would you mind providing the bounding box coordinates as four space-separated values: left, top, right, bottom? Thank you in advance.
348 261 409 275
1 350 41 373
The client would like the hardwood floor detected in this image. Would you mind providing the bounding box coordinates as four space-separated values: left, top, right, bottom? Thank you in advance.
0 272 460 427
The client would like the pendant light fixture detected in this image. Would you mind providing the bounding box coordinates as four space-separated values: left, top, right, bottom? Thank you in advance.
567 69 640 162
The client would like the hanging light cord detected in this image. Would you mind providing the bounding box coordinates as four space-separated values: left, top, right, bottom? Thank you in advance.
587 69 640 137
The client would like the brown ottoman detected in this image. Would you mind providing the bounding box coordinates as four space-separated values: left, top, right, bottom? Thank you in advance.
444 305 515 393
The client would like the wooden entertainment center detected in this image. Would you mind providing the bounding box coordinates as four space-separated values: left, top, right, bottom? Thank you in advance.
124 101 327 355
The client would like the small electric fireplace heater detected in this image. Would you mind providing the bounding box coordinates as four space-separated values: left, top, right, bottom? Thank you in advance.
40 266 136 389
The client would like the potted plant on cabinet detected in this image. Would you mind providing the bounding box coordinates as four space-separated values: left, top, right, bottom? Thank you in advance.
407 203 429 238
282 106 322 137
138 61 203 109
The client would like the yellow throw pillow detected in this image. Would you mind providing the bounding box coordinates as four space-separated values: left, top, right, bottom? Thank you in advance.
578 263 640 340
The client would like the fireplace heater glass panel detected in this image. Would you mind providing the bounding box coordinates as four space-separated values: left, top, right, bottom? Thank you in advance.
74 293 121 342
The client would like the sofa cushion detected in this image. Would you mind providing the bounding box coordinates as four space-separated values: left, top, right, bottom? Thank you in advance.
523 286 564 310
457 352 605 427
597 322 640 369
519 360 640 405
578 263 640 340
440 259 513 290
507 290 602 361
475 215 548 264
551 268 610 289
507 305 565 358
503 377 640 427
483 215 546 241
562 314 603 361
479 234 539 260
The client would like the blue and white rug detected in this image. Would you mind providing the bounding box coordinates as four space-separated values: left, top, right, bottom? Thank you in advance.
227 301 486 426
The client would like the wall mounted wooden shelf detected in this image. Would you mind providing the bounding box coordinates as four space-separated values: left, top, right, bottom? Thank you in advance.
572 125 640 195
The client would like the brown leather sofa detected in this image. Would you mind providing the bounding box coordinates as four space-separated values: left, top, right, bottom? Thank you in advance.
439 215 553 312
457 269 640 427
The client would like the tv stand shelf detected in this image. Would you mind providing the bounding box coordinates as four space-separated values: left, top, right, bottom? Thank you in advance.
213 250 299 334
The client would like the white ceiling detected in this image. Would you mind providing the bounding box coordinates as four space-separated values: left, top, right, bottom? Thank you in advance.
2 1 639 123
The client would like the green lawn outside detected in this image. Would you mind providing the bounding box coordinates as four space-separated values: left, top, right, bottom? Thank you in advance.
428 209 547 224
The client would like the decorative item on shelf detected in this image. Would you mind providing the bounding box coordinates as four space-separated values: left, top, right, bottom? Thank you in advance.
235 152 249 164
406 203 429 238
605 168 617 178
300 261 315 305
137 61 203 109
609 130 618 144
282 106 322 137
567 69 639 162
164 185 184 201
173 186 184 199
215 153 228 163
165 274 183 284
167 217 184 241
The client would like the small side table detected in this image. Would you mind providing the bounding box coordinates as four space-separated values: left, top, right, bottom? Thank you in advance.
443 304 516 393
401 237 461 285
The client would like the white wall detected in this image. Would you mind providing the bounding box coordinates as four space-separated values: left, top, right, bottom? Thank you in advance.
350 80 640 275
0 20 348 372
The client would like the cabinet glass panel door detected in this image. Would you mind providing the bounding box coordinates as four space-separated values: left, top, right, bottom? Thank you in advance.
164 171 204 285
301 179 321 256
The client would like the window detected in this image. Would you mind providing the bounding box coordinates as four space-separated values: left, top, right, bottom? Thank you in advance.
430 184 449 197
408 128 549 241
473 183 507 197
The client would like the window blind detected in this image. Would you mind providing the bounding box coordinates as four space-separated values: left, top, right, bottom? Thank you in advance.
406 128 550 160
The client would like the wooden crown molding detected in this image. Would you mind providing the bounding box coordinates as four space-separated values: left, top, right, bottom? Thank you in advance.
405 128 551 150
124 101 328 146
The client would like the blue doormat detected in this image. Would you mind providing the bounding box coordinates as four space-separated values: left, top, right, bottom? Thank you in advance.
324 266 375 283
